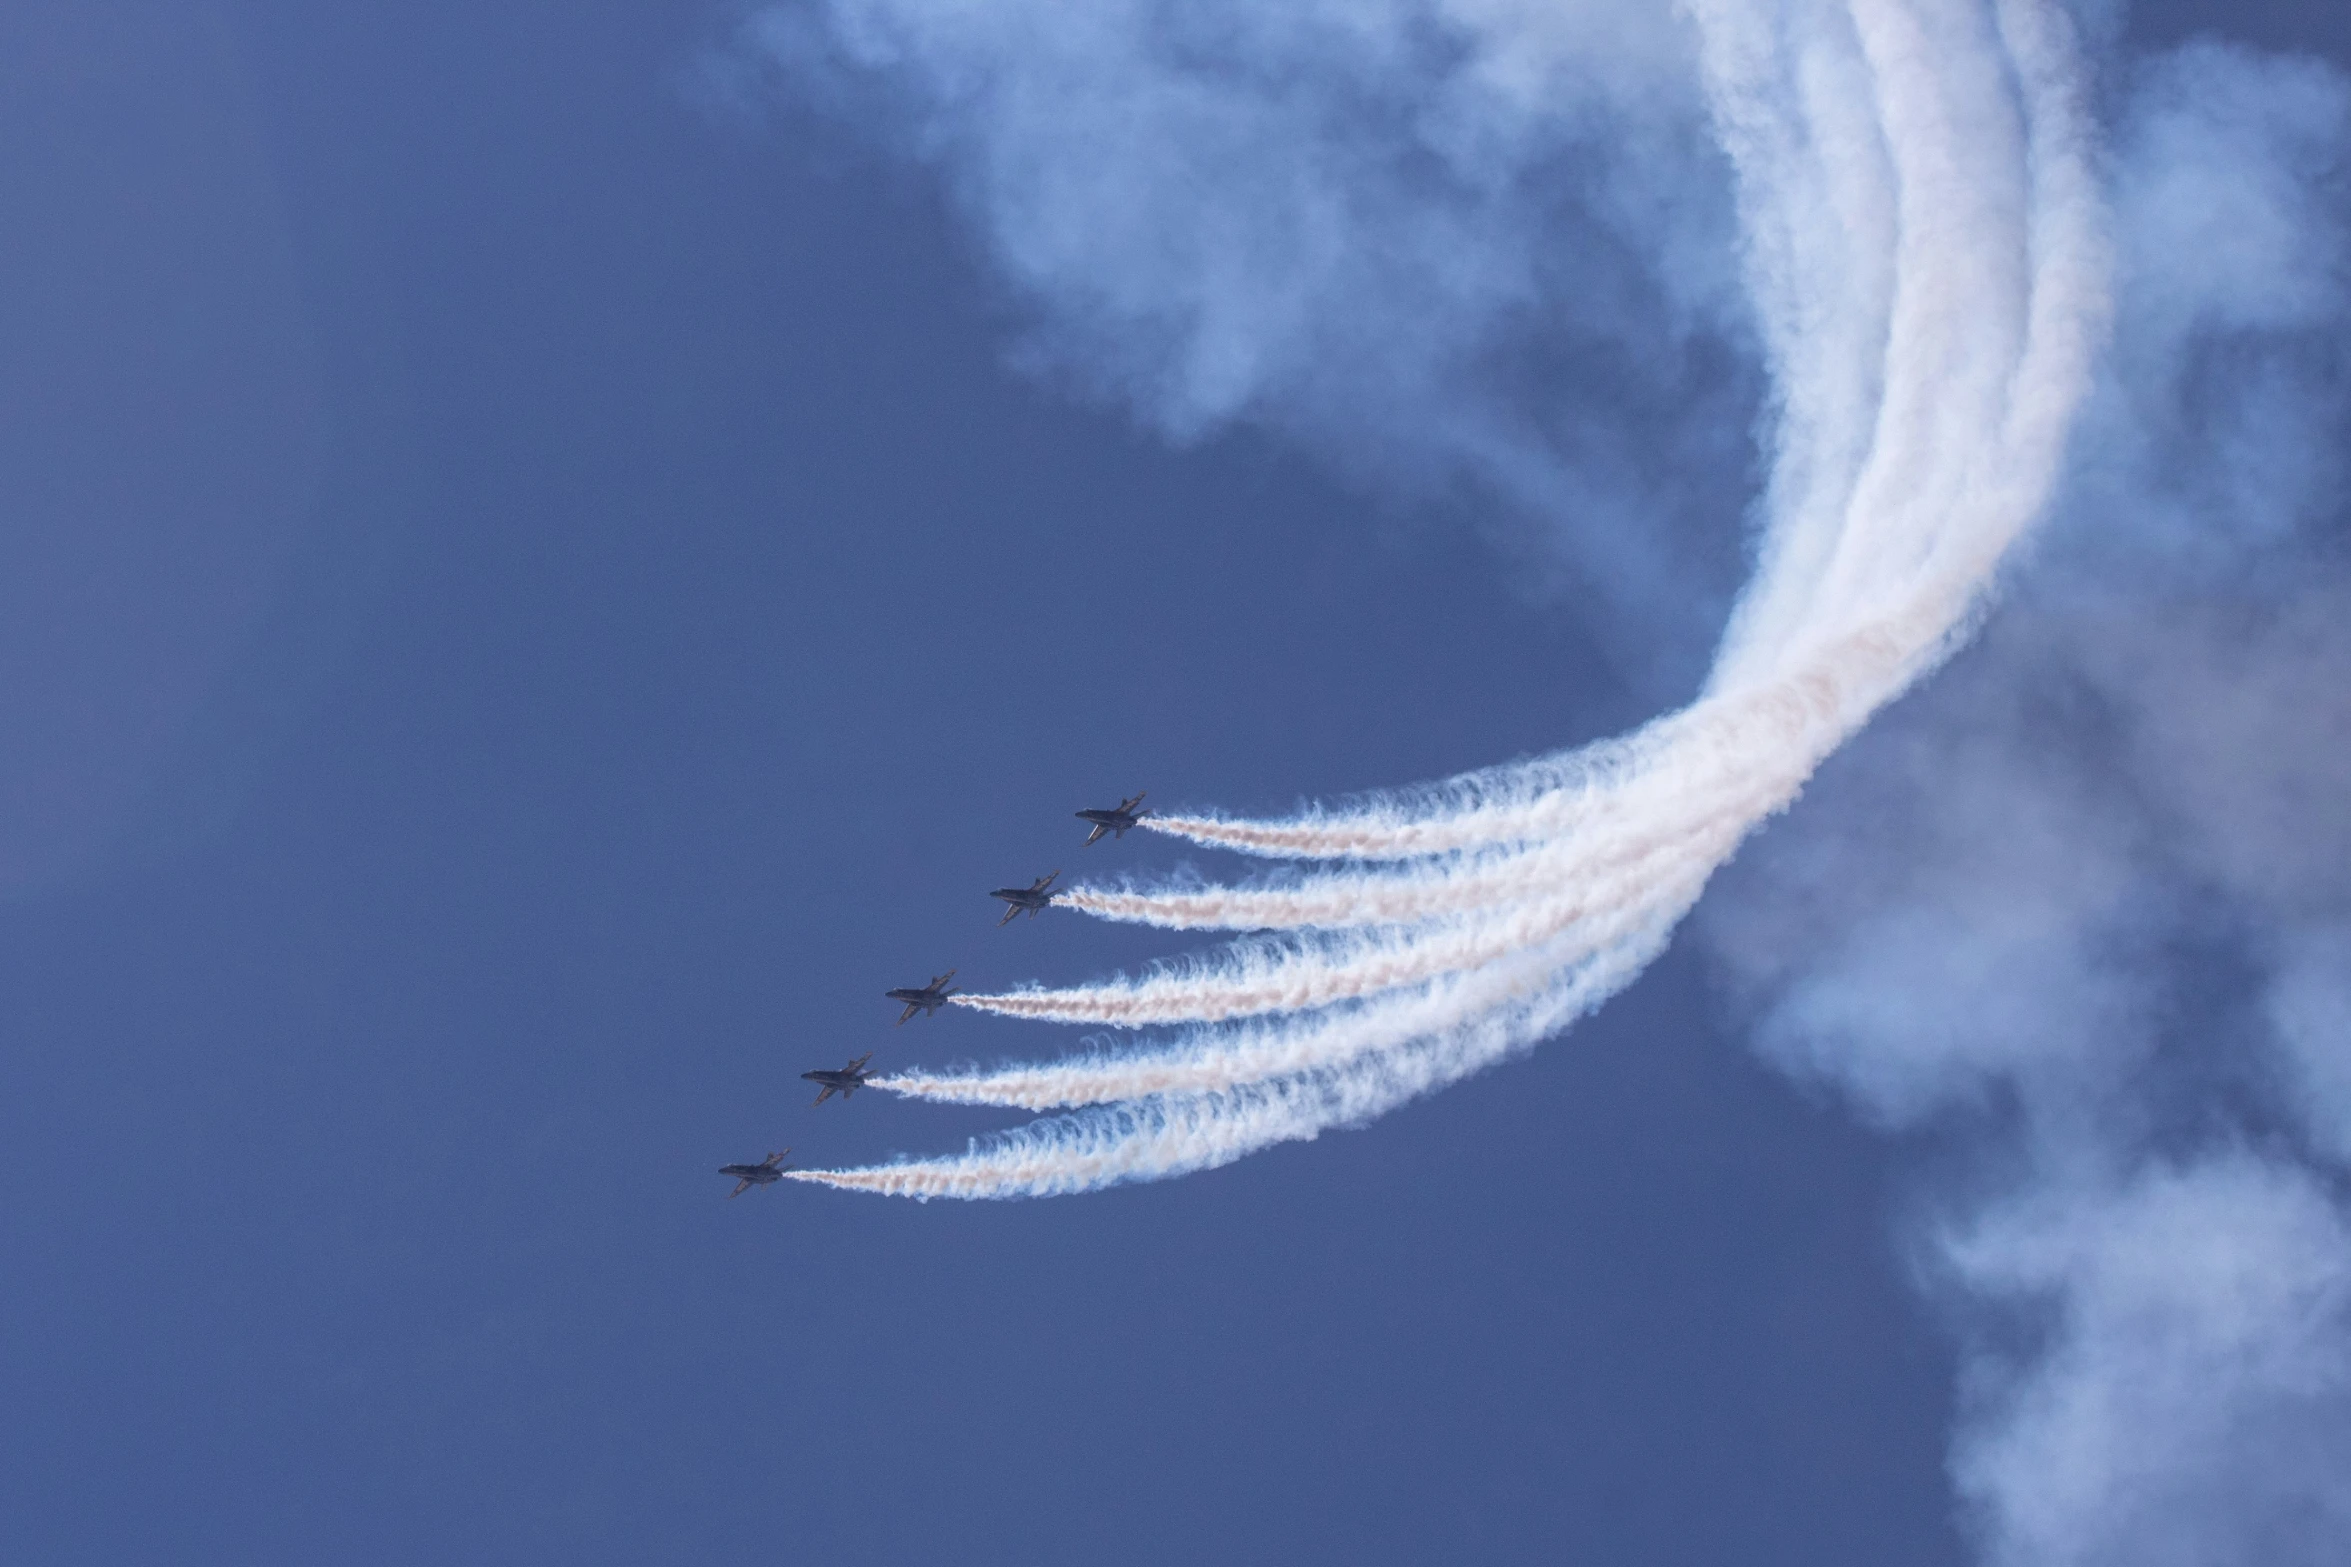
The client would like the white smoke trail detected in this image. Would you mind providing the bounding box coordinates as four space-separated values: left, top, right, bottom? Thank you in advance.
795 0 2107 1197
969 620 1951 1033
1127 596 1972 864
881 911 1670 1111
1062 617 1930 934
1693 0 1900 685
793 924 1671 1197
1059 814 1712 932
960 837 1730 1027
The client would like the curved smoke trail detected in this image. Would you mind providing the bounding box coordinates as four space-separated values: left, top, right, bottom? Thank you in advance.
956 826 1735 1026
1053 618 1927 935
796 926 1674 1197
874 913 1671 1112
798 0 2108 1199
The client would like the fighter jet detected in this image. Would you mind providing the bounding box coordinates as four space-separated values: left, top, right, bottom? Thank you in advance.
1077 792 1149 845
990 870 1061 926
885 970 959 1024
720 1148 793 1198
803 1052 876 1105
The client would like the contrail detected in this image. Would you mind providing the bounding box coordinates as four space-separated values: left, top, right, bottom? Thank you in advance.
801 0 2108 1199
1061 620 1936 933
1056 820 1703 931
792 927 1671 1197
957 838 1730 1027
1125 602 1955 868
953 621 1935 1029
880 913 1674 1111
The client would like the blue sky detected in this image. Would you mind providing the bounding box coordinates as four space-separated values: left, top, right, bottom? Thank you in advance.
3 2 2346 1564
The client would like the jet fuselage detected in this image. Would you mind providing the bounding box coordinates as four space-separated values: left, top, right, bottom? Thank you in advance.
885 971 958 1022
1077 793 1149 844
990 871 1061 923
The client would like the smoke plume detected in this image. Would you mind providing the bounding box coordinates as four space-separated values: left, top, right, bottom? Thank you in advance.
748 3 2351 1561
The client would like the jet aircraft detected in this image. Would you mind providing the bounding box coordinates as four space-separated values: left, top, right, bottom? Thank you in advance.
1077 792 1150 845
803 1052 877 1105
990 870 1061 926
886 970 959 1024
720 1148 793 1198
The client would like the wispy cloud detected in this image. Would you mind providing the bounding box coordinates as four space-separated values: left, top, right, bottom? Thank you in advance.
749 0 1760 669
1703 36 2351 1562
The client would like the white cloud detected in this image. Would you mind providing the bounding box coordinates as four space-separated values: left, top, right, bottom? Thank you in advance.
2266 928 2351 1169
1944 1157 2351 1567
751 0 1762 665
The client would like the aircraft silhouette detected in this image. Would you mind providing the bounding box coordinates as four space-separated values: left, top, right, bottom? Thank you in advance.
803 1052 876 1105
720 1148 793 1198
1077 792 1149 845
990 870 1060 927
885 970 958 1024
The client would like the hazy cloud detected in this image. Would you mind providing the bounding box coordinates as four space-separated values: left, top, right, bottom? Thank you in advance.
749 0 1764 674
1706 37 2351 1564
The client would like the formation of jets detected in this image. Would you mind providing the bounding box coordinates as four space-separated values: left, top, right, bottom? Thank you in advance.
720 794 1151 1196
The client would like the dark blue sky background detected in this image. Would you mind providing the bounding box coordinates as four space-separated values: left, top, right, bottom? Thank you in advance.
2 3 2339 1563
